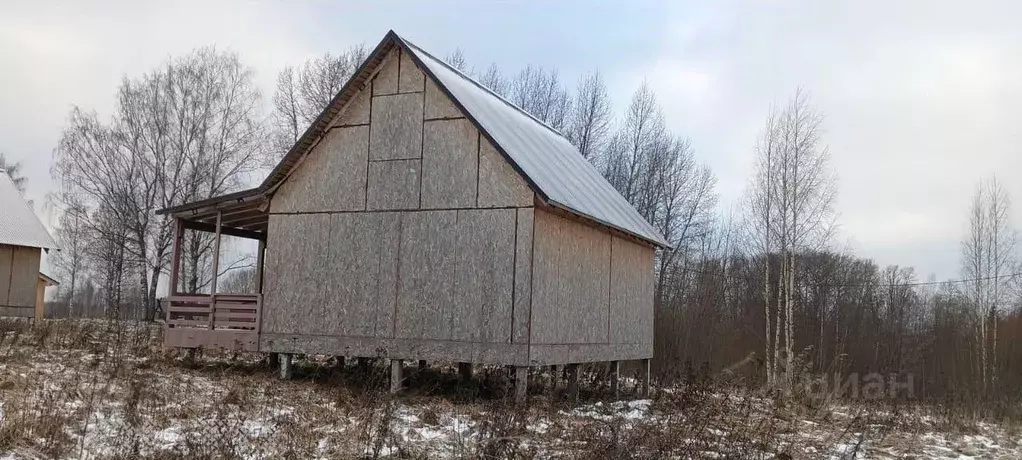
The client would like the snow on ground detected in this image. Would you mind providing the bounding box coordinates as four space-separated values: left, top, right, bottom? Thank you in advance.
1 319 1020 459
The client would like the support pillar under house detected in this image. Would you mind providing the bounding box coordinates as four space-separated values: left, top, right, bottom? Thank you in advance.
514 366 528 403
280 353 294 380
566 364 579 401
390 359 403 393
640 358 651 397
610 361 620 398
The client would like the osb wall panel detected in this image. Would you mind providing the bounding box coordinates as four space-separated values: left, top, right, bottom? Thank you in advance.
271 126 369 213
333 86 371 127
394 210 458 340
7 246 40 308
425 79 461 120
262 214 329 334
0 245 12 305
373 213 402 337
608 236 655 346
398 49 424 93
530 209 611 345
367 159 420 210
421 119 478 209
372 50 399 96
369 93 423 161
511 208 534 343
478 138 533 208
313 213 397 337
451 209 516 343
392 209 517 343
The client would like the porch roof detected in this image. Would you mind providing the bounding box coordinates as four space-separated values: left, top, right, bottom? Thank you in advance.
156 187 268 239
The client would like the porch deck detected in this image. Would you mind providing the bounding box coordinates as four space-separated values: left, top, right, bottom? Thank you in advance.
164 293 262 351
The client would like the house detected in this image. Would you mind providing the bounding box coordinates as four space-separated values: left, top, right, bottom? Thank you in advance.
0 171 60 319
157 31 670 400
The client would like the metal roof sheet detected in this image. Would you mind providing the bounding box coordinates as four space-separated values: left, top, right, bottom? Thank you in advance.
0 172 58 249
398 35 670 248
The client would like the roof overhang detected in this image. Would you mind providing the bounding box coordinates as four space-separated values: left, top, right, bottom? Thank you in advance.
156 187 268 236
38 272 59 286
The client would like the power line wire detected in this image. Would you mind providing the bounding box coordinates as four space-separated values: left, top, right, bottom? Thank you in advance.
676 264 1022 289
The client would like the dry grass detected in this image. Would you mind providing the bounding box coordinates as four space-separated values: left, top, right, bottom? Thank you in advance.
1 318 1020 459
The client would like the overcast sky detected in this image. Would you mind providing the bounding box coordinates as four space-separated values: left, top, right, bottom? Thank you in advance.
1 1 1019 280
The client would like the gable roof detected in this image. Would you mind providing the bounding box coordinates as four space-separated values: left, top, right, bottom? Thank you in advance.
0 172 58 250
161 31 670 249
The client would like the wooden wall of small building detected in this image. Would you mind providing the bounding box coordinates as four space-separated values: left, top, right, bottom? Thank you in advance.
261 47 536 364
0 244 41 317
528 210 656 364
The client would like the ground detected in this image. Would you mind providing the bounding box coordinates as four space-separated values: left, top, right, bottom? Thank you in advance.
0 319 1019 459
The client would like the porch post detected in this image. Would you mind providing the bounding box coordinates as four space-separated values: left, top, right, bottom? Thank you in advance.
169 217 183 296
255 239 266 293
209 211 223 295
208 211 223 330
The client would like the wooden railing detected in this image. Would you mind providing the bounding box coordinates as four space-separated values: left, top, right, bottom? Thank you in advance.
165 293 262 332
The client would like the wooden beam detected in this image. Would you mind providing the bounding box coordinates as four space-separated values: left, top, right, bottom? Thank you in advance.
223 213 270 228
255 239 266 293
208 211 222 330
191 207 269 225
182 219 265 241
169 218 184 297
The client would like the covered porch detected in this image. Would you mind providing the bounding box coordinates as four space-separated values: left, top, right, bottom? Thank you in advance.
160 188 269 352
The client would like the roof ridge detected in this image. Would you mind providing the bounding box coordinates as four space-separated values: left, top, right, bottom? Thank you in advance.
395 34 569 141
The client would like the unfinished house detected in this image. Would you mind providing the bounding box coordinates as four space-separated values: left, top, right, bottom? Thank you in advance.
0 172 59 318
158 31 670 399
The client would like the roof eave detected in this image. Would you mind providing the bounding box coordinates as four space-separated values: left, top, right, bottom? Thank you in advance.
545 199 672 249
155 187 266 216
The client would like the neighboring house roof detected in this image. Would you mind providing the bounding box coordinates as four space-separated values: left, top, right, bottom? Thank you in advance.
158 31 670 249
39 272 59 286
0 172 58 250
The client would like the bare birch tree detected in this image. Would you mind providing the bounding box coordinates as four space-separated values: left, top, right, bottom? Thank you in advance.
961 176 1017 390
0 153 27 193
745 88 836 386
566 70 613 159
509 65 571 130
50 198 89 317
54 47 267 321
478 63 509 97
272 45 367 154
445 48 468 72
746 107 780 384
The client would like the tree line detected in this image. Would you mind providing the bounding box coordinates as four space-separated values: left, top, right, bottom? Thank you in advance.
33 43 1021 407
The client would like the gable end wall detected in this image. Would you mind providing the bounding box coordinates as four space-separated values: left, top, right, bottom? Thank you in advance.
261 48 538 364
